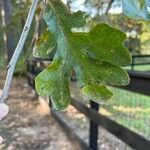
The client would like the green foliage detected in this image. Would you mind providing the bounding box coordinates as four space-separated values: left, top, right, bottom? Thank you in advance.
34 0 131 110
33 30 56 59
123 0 150 20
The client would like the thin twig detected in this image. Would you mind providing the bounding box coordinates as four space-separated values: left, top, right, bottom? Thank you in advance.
27 0 47 58
105 0 114 15
18 0 47 77
0 0 40 102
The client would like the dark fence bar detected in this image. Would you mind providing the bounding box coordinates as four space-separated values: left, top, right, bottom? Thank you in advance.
51 109 90 150
131 55 150 70
123 70 150 96
71 98 150 150
89 101 99 150
26 56 150 150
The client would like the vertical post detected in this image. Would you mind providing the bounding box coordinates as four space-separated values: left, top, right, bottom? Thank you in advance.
89 100 99 150
49 98 52 108
131 56 134 70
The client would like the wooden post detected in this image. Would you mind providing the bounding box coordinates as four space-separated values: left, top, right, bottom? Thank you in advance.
89 101 99 150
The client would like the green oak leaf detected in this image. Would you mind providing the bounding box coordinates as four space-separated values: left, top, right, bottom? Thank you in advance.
81 82 113 103
34 0 131 110
35 57 71 110
73 50 130 87
71 24 131 66
123 0 150 20
33 30 56 59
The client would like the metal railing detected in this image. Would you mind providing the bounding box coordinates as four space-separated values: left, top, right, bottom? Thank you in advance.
26 58 150 150
130 55 150 70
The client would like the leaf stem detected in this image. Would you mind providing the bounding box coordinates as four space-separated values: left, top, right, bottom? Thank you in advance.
0 0 40 102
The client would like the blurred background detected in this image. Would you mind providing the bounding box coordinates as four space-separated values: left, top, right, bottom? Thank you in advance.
1 0 150 71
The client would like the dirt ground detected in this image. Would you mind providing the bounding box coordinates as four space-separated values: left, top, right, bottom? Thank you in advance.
0 73 78 150
0 73 133 150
